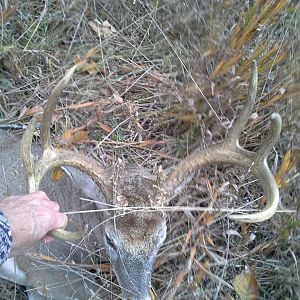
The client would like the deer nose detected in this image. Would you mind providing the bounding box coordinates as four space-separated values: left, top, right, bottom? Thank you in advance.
121 279 152 300
113 256 153 300
124 292 152 300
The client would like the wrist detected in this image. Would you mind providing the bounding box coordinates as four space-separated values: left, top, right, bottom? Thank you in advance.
0 211 13 264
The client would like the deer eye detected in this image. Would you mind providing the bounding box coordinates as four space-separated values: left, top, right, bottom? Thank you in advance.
105 234 118 252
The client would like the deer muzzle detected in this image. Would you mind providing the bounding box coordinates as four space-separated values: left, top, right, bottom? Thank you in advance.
112 254 155 300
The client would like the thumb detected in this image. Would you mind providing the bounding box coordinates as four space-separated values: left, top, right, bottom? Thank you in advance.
51 212 68 230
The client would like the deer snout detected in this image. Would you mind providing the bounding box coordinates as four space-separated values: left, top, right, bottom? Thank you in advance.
104 236 155 299
103 213 167 299
113 256 154 300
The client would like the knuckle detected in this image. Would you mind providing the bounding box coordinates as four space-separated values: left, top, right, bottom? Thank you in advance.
55 213 68 229
63 214 68 224
51 201 60 211
37 191 48 199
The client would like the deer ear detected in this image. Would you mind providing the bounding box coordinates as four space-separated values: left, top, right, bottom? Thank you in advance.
62 166 108 209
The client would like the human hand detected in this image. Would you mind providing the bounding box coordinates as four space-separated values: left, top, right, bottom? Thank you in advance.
0 192 68 256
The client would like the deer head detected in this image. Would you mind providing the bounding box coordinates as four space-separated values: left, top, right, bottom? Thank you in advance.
21 61 281 299
103 168 167 299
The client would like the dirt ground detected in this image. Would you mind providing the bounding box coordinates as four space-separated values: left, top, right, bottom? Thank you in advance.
0 1 299 299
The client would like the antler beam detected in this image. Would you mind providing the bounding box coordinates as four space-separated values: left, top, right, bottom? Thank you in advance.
21 64 112 240
165 61 281 223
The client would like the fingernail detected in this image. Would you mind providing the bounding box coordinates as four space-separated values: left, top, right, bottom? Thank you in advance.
61 214 68 228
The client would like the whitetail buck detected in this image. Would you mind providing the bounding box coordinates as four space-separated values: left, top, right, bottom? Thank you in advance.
0 61 281 299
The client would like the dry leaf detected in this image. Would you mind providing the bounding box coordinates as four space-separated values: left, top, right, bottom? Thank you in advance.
202 213 215 225
0 4 16 23
276 148 300 188
211 55 242 79
18 105 43 119
113 92 123 104
60 129 89 145
23 106 43 117
88 20 117 38
84 47 100 59
202 48 215 59
206 235 215 247
233 269 259 300
79 61 99 75
74 58 99 75
2 57 22 79
52 167 65 182
241 223 250 237
174 246 197 290
18 106 28 119
98 123 112 133
195 259 210 283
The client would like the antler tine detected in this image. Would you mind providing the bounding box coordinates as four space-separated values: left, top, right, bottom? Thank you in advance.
229 113 282 222
41 65 78 151
165 60 282 223
21 64 112 241
21 113 42 192
228 60 258 142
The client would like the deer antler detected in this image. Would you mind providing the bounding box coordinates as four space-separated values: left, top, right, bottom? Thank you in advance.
165 61 281 223
21 64 112 240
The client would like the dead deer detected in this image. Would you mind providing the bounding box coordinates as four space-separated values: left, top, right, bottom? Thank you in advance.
0 61 281 299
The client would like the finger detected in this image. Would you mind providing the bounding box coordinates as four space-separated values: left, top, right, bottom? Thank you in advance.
48 201 60 212
31 191 50 202
51 212 68 230
29 194 60 211
41 235 54 244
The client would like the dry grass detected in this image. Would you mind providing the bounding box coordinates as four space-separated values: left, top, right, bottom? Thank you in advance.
0 0 299 299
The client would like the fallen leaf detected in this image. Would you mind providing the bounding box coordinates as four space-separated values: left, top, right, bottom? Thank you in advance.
233 268 259 300
194 259 210 283
19 105 43 119
79 61 99 75
89 20 117 38
0 4 16 23
60 129 89 145
202 48 215 59
241 223 250 237
23 106 43 117
113 92 123 104
206 235 215 247
74 58 99 75
98 123 112 133
84 47 100 59
211 55 242 79
52 167 65 182
18 106 28 119
276 148 300 188
202 213 215 225
174 246 197 289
